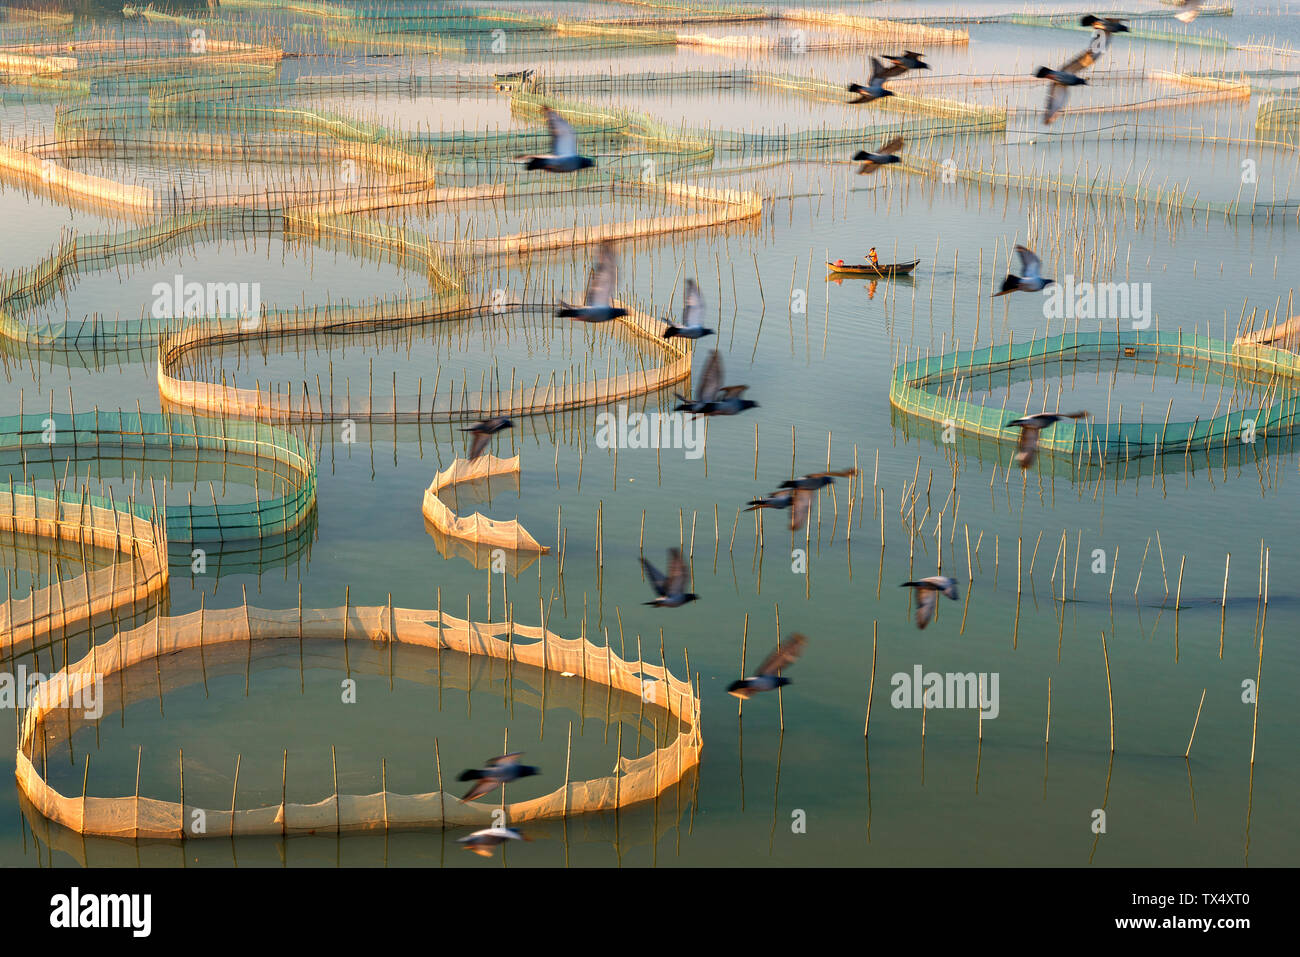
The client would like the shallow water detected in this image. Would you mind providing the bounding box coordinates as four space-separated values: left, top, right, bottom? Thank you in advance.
1 0 1298 868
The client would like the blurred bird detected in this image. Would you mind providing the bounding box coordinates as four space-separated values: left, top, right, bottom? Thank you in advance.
993 245 1053 296
781 468 857 491
885 50 930 72
662 278 715 340
641 547 698 607
674 349 758 416
557 242 627 323
1081 14 1128 34
458 827 527 857
516 107 594 172
1173 0 1203 23
848 57 898 103
1034 37 1103 123
457 753 540 802
746 486 813 532
728 633 808 699
853 136 904 174
900 577 960 629
461 416 512 460
1005 411 1090 468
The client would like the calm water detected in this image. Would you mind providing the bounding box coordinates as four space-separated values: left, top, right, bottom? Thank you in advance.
2 0 1299 867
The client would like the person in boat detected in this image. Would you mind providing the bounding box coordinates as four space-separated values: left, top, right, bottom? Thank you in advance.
867 247 880 267
836 259 845 267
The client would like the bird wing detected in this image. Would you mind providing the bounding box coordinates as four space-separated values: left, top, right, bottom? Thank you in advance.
1016 425 1039 465
697 349 724 402
584 242 617 307
1061 43 1099 75
682 277 703 327
716 385 749 399
546 108 577 157
757 633 808 676
1015 245 1042 279
485 752 524 767
461 779 500 802
1043 82 1067 123
468 430 491 460
874 56 907 80
914 588 937 629
789 488 811 531
666 547 688 594
640 556 668 596
877 135 905 156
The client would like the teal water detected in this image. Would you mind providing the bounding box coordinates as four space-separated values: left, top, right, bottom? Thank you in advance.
1 0 1298 867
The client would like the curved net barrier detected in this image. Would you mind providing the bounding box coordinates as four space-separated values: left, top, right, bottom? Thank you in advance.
0 411 317 543
16 602 702 837
890 330 1300 465
422 454 549 555
0 483 167 658
157 297 692 423
1257 96 1300 148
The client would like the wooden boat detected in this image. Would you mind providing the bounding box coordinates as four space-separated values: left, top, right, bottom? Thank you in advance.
826 258 920 276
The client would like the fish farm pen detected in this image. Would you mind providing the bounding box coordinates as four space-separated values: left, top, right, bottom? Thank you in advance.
0 0 1298 902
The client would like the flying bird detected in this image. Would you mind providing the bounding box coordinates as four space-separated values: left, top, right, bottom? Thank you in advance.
641 547 698 607
853 136 904 175
674 349 758 416
662 278 715 340
1080 14 1128 34
848 57 898 103
884 50 930 72
900 577 960 629
780 468 857 491
457 753 540 802
728 633 808 700
993 245 1053 297
557 242 627 323
1172 0 1203 23
746 487 813 532
1034 37 1103 124
461 416 512 460
1005 412 1090 469
458 827 527 857
516 107 594 172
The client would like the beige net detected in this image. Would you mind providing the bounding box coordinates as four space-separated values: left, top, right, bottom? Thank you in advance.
421 454 549 554
0 485 169 657
16 602 702 838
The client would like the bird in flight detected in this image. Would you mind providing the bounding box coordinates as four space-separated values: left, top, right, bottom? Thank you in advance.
1172 0 1203 23
662 278 715 340
884 50 930 72
1034 36 1104 124
1081 14 1128 34
461 416 512 460
516 107 594 172
848 56 899 103
853 136 904 175
993 245 1053 297
675 349 758 416
641 547 699 607
558 242 627 323
457 753 540 802
728 633 808 699
458 827 527 857
1005 412 1090 469
900 577 960 629
746 487 813 532
781 468 857 491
